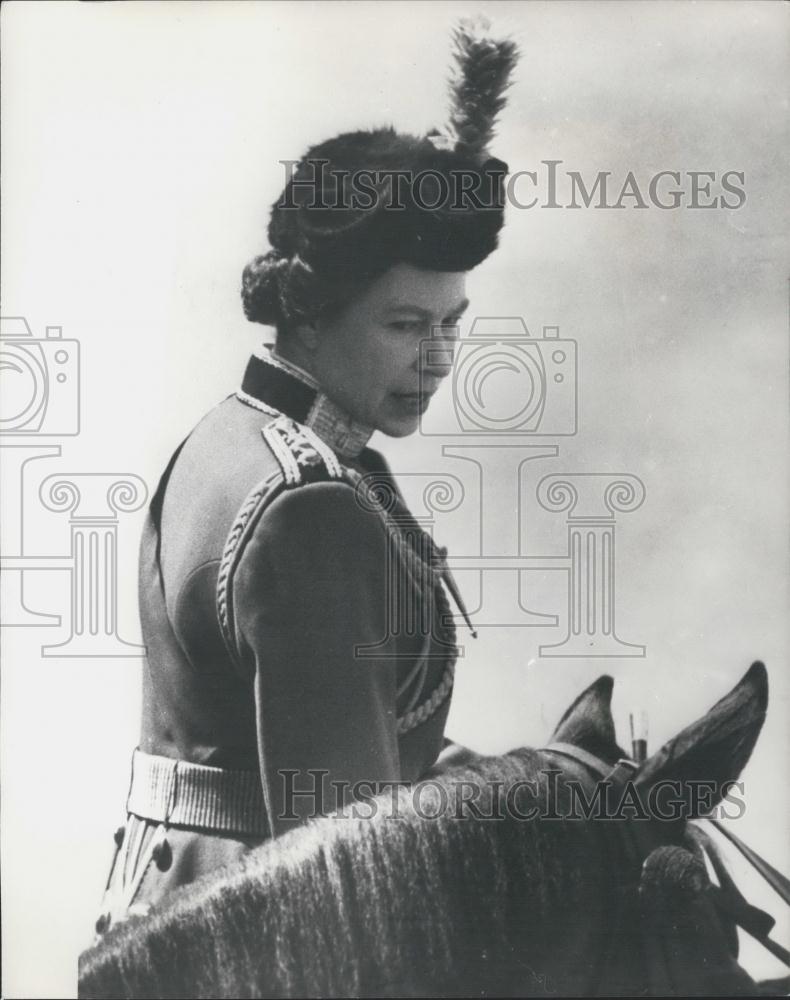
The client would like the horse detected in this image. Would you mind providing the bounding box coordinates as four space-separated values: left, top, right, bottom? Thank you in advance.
79 662 783 998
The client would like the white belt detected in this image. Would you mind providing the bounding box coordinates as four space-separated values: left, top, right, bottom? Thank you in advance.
126 748 269 836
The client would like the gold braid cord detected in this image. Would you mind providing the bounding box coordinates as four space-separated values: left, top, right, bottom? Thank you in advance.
217 414 457 732
343 467 458 735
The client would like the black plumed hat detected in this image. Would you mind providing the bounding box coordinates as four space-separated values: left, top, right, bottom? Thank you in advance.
243 17 519 328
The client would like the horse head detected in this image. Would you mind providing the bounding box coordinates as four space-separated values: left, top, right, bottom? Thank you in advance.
79 662 771 998
530 660 769 996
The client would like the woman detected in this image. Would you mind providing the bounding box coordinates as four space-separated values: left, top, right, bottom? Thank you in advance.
95 20 518 933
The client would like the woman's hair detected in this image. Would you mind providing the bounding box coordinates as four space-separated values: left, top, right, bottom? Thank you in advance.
241 128 509 331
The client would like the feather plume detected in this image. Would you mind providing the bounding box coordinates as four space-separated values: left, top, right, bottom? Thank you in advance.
446 16 519 160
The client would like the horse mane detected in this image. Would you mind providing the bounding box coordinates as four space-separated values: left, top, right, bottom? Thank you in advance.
80 750 598 998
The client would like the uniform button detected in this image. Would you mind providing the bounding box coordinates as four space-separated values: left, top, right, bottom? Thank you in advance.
152 837 172 871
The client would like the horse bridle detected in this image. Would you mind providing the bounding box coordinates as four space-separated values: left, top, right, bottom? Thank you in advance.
541 741 680 994
542 741 790 975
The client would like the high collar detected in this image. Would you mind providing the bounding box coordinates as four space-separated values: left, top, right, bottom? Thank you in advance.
236 346 374 460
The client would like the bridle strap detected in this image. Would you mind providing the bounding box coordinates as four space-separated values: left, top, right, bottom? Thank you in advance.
543 741 790 972
541 741 675 995
542 742 638 786
703 818 790 969
546 743 790 908
709 817 790 909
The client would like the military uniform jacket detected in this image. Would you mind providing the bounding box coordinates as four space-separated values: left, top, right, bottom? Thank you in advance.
136 349 457 846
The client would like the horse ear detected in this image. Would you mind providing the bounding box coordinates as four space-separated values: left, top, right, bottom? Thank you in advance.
635 662 768 811
550 675 625 763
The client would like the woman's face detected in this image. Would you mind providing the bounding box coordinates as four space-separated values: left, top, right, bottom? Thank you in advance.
306 263 468 437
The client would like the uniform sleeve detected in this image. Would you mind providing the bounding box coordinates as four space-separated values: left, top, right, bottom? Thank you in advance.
231 480 400 836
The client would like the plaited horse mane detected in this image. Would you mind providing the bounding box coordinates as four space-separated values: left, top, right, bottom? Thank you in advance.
80 664 771 998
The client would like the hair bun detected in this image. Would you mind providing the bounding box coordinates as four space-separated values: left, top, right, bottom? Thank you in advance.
241 251 287 326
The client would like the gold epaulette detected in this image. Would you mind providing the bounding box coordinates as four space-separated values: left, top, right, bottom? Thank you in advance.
262 414 344 485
